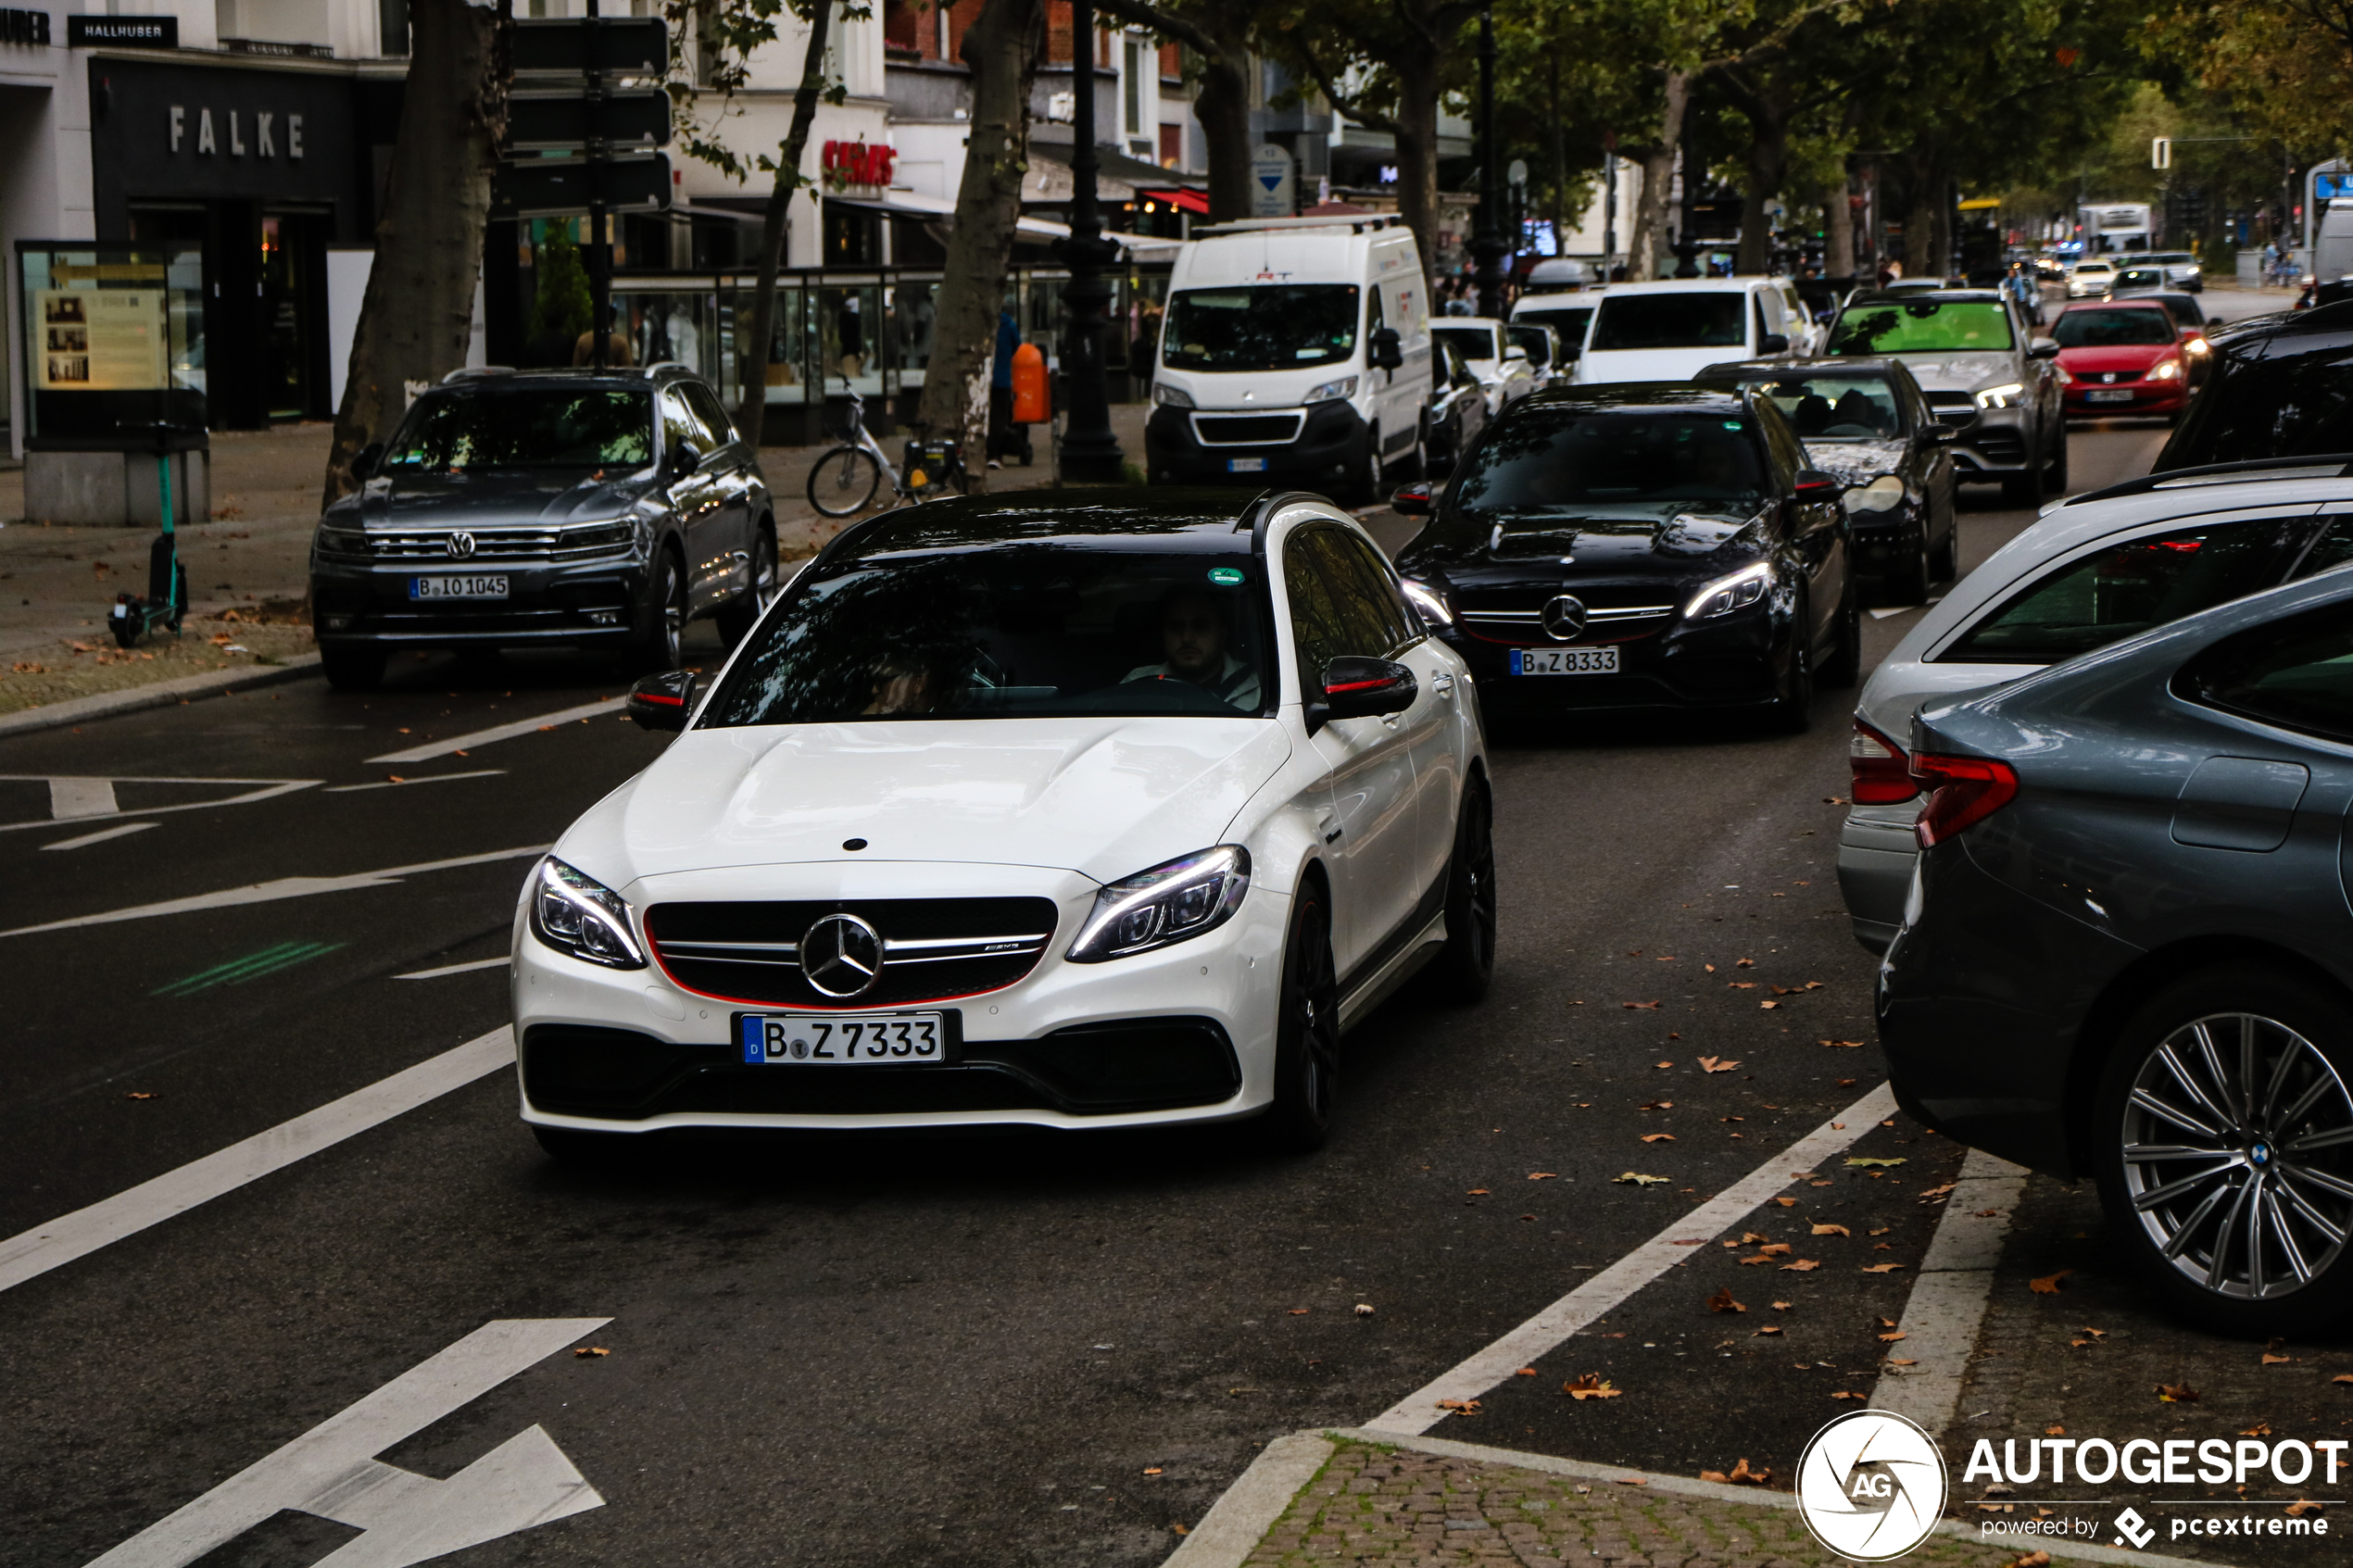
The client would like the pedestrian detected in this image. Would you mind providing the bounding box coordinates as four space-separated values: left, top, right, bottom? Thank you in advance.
988 307 1020 464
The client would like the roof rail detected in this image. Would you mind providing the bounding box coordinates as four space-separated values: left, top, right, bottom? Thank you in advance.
1192 214 1403 237
642 361 690 378
1234 488 1327 545
2061 453 2353 508
440 366 516 383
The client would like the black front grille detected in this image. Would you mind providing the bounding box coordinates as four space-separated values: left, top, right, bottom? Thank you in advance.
1968 429 2027 465
646 896 1063 1009
1194 414 1304 445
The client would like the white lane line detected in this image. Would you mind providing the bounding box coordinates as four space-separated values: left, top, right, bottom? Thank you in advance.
0 1028 512 1297
85 1317 608 1568
367 696 629 765
0 777 318 836
1364 1081 1901 1436
43 822 159 852
1869 1147 2029 1438
0 844 548 940
50 777 120 819
1164 1433 1336 1568
325 769 508 794
1869 606 1918 621
396 956 510 980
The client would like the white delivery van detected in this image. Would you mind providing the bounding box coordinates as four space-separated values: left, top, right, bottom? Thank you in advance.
1511 286 1606 374
1571 277 1802 384
1144 214 1435 505
2314 199 2353 286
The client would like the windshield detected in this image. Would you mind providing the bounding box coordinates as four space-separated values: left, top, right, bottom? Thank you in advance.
1449 408 1766 513
383 387 653 471
705 546 1274 724
1162 285 1359 372
1589 293 1746 352
1830 300 2014 355
2053 307 2177 347
1434 326 1499 363
1735 374 1906 438
1516 305 1595 347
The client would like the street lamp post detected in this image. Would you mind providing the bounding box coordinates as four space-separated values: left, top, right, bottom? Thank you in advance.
1471 5 1508 320
1056 0 1126 483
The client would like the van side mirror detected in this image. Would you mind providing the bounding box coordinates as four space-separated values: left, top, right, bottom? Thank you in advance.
1370 327 1403 370
1309 656 1416 733
628 669 698 732
352 441 384 480
1758 332 1791 355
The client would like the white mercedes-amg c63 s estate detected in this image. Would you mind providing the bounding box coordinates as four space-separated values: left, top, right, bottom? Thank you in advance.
513 488 1494 1159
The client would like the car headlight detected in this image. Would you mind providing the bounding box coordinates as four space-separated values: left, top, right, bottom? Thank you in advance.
1302 376 1359 405
2147 359 2183 382
315 525 371 558
1152 383 1195 408
1066 846 1251 963
1841 474 1906 514
1685 560 1772 620
527 857 646 969
560 521 635 552
1402 578 1453 627
2184 336 2210 356
1974 382 2028 409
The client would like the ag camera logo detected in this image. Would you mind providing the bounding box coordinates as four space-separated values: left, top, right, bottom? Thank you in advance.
1796 1410 1949 1561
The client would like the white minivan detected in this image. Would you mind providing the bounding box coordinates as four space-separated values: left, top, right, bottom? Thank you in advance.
1144 215 1435 505
1571 277 1805 384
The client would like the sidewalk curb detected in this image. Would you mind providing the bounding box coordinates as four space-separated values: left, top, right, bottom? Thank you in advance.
0 654 322 741
1167 1426 2218 1568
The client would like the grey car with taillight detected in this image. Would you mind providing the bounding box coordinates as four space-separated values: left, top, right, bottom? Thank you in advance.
1839 456 2353 953
1877 565 2353 1335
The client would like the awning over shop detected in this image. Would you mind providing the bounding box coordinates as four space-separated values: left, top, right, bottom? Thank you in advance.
1140 187 1208 216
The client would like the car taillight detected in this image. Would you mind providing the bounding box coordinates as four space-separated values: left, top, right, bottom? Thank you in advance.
1850 721 1917 804
1910 753 2020 848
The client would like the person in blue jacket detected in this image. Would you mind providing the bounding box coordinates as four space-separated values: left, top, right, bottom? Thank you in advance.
988 308 1027 464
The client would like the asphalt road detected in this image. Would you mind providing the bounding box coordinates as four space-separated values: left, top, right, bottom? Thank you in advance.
0 418 2291 1568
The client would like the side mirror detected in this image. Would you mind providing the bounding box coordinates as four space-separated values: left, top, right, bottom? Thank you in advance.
352 441 384 480
2027 338 2061 359
1390 481 1433 517
1758 332 1791 355
1794 469 1844 499
1310 656 1417 731
1504 345 1529 362
668 442 702 481
627 669 697 732
1369 327 1403 370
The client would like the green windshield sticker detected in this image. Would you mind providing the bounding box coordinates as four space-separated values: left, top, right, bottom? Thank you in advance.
1207 566 1246 585
1724 421 1744 431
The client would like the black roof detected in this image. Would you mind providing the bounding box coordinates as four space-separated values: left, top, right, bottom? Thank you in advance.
1695 356 1909 381
1507 384 1750 414
822 488 1269 561
432 366 705 392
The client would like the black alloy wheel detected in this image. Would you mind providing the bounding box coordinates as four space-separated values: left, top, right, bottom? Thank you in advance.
1257 888 1340 1152
1884 522 1933 606
321 644 385 692
2044 422 2070 495
1416 784 1497 1004
626 548 686 674
717 522 778 647
1346 428 1386 508
1818 578 1863 690
2093 965 2353 1336
1766 599 1815 734
2001 434 2044 508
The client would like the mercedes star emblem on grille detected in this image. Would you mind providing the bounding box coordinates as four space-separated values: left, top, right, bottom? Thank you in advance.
1541 595 1588 641
800 912 884 998
446 532 477 559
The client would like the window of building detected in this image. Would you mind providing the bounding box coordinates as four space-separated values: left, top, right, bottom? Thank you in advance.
1124 37 1144 137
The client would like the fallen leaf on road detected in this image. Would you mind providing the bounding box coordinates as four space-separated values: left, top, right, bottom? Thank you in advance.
2157 1383 2200 1403
1756 1242 1792 1255
1698 1057 1742 1073
1722 1115 1746 1123
2029 1271 2071 1295
1830 1390 1863 1400
1820 1039 1865 1048
1288 1310 1309 1316
1773 1301 1793 1311
1354 1303 1376 1315
1466 1188 1490 1196
1638 1100 1675 1110
1918 1184 1957 1201
1642 1133 1676 1143
1759 1000 1780 1010
1529 1172 1557 1180
2045 1426 2065 1436
1623 1000 1661 1010
1705 963 1717 972
1436 1398 1480 1413
2333 1374 2353 1386
2003 1552 2051 1568
1772 1197 1797 1208
1143 1468 1162 1474
123 1091 157 1100
1725 1459 1771 1486
1516 1368 1537 1376
1878 1331 1907 1342
2241 1423 2274 1436
538 724 555 732
1869 1227 1892 1236
1655 1060 1674 1070
1615 1172 1670 1186
2287 1500 2323 1517
1563 1374 1622 1400
1172 1524 1189 1536
1812 1223 1851 1237
2263 1352 2294 1365
1706 1287 1746 1313
1736 958 1755 967
1671 1237 1702 1245
574 1347 609 1358
1780 1259 1820 1273
1613 1476 1646 1485
1755 1324 1783 1336
1729 982 1759 989
1847 1157 1906 1168
1887 1359 1918 1365
1862 1263 1906 1273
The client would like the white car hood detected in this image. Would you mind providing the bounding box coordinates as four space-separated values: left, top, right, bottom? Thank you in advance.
559 717 1295 891
1893 353 2015 395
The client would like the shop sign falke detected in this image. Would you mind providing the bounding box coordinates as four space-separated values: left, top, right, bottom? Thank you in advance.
168 103 305 160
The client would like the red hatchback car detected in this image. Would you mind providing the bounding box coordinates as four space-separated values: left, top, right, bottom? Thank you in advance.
2054 298 2193 420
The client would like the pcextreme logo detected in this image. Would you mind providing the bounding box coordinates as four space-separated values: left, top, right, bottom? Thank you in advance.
1795 1410 1950 1561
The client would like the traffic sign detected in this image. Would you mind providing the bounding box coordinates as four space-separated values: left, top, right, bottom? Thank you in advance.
2152 136 2171 170
506 88 672 153
510 16 667 77
1251 144 1295 218
492 154 672 219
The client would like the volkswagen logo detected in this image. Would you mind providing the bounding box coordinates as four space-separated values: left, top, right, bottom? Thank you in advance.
1541 595 1587 641
800 912 884 999
446 532 477 559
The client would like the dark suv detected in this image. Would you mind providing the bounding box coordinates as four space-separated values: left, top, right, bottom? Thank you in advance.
308 365 774 689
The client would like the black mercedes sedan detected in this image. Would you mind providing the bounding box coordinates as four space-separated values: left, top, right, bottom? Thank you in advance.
1392 384 1860 729
1697 357 1957 604
308 365 775 690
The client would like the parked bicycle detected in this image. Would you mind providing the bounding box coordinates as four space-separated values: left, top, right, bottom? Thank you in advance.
805 379 970 518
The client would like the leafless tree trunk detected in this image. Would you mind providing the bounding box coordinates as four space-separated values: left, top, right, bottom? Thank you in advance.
1629 68 1690 281
735 0 834 447
321 0 503 506
1823 172 1855 279
1390 50 1445 289
913 0 1043 486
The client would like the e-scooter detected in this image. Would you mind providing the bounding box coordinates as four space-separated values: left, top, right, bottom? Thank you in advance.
108 422 190 648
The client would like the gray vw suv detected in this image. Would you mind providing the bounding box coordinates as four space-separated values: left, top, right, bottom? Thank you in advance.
308 365 775 689
1825 289 2067 507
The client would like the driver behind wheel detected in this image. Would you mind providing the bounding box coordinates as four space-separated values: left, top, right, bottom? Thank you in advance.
1124 588 1261 709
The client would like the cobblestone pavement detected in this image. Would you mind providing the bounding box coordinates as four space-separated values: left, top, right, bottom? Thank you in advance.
1240 1441 2038 1568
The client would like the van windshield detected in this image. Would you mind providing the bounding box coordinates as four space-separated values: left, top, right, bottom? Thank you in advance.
1163 285 1360 372
1588 294 1747 352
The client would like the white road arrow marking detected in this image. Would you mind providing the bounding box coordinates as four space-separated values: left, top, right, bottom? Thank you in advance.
0 844 548 939
85 1318 610 1568
49 777 120 819
366 696 630 765
0 775 318 835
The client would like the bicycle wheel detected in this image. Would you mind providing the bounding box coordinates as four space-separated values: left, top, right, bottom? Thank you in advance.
806 445 884 517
